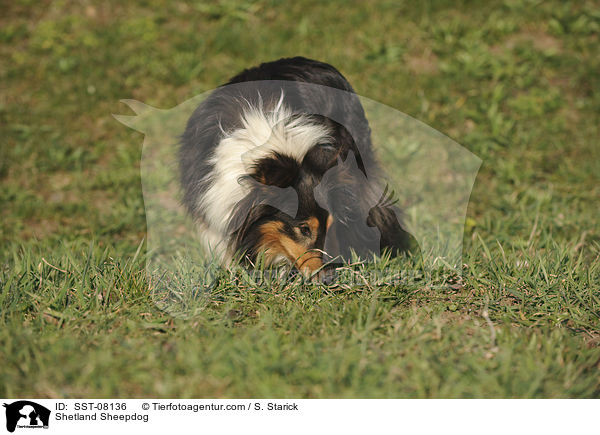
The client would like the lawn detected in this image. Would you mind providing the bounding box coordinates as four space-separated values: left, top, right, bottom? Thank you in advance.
1 0 599 398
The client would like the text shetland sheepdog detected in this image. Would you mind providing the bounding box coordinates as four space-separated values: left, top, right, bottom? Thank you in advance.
179 57 411 277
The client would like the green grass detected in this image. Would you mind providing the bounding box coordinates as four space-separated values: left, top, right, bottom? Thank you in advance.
1 0 599 398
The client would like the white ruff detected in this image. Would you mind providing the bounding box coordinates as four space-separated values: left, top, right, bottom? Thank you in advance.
198 100 331 260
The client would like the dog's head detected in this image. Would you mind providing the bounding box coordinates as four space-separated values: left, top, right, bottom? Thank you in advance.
225 111 384 278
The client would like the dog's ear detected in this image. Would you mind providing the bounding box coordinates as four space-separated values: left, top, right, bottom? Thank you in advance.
249 153 300 188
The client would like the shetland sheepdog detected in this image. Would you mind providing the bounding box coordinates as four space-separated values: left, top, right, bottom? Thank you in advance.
179 57 411 278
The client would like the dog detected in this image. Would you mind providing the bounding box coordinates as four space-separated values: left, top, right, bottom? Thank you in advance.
179 57 411 278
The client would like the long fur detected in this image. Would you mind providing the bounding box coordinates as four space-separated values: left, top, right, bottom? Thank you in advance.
179 57 411 275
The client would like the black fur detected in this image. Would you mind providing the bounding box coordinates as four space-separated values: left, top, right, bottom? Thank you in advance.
179 57 411 268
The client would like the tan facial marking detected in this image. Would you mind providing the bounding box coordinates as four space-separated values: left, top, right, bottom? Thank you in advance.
307 216 319 235
259 220 323 276
296 216 319 244
258 221 286 264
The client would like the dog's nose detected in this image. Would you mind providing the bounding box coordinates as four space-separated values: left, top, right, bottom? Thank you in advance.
320 267 337 285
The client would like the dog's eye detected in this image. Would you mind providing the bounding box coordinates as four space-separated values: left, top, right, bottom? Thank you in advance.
298 224 312 238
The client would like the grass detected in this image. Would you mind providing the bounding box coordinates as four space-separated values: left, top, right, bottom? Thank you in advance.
1 0 599 398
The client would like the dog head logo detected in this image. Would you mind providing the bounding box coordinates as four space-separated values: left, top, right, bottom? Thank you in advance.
3 401 50 432
313 151 384 260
